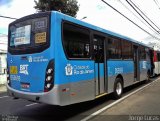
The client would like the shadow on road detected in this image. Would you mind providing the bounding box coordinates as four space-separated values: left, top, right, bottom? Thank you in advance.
13 94 113 121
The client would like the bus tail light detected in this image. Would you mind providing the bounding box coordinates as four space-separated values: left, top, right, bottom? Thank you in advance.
153 51 158 62
7 66 11 86
44 59 54 92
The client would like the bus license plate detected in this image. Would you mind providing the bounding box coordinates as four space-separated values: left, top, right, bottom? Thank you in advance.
10 66 18 74
21 83 30 89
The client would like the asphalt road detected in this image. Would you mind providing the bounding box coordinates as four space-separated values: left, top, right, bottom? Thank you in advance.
0 77 159 121
87 77 160 121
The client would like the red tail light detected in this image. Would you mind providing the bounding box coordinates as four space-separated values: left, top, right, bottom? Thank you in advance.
153 51 158 62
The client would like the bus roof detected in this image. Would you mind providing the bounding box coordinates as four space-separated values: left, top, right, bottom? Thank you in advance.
9 11 152 49
53 11 152 49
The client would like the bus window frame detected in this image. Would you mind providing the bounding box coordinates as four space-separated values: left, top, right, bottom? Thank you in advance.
62 20 92 60
107 36 122 60
139 46 147 60
121 39 133 60
8 12 51 55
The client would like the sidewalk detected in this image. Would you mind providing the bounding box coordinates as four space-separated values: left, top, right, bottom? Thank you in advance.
0 84 7 93
89 79 160 121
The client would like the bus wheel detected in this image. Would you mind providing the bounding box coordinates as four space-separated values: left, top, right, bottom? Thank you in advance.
113 78 123 99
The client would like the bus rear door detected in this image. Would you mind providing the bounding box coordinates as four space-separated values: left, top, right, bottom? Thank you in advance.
93 34 106 96
133 45 140 81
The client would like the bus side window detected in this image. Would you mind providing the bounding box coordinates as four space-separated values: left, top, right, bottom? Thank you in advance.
107 38 121 59
93 36 104 63
139 46 146 60
122 40 132 59
63 23 90 59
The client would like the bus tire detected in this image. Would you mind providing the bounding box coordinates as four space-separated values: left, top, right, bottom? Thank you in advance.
113 78 123 99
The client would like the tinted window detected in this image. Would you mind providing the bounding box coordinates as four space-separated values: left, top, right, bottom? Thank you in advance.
140 46 146 60
10 17 49 48
157 53 160 61
63 23 90 59
8 12 50 55
122 40 132 59
93 35 104 63
108 38 121 59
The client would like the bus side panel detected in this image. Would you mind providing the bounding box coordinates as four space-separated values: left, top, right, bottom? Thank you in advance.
154 62 158 74
53 15 95 105
157 62 160 74
107 60 134 93
65 61 95 105
95 63 99 96
139 61 148 81
69 78 95 105
158 62 160 75
56 60 95 105
154 62 160 75
99 63 105 94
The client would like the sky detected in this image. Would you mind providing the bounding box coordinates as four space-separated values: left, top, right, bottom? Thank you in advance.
77 0 160 45
1 0 160 48
0 0 35 34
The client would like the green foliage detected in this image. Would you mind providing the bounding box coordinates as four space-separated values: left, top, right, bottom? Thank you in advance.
34 0 79 17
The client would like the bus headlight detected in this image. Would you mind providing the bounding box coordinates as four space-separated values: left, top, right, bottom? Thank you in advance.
44 59 54 92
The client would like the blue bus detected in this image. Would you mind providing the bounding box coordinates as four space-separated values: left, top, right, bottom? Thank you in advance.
7 11 153 106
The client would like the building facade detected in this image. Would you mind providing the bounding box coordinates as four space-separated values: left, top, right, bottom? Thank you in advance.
0 34 7 85
0 52 7 84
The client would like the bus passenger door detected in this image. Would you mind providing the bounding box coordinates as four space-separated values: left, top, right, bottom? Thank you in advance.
93 35 106 96
133 45 140 81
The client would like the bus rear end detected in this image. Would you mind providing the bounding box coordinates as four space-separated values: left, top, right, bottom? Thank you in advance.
7 12 59 105
153 50 160 75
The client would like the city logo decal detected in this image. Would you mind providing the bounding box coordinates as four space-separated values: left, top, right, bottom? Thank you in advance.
20 64 29 75
65 64 73 76
65 64 94 76
28 56 48 63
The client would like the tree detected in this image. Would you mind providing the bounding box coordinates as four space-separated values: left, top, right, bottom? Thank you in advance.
34 0 79 17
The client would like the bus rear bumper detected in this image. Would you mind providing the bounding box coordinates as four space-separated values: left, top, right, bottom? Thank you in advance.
6 84 60 105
